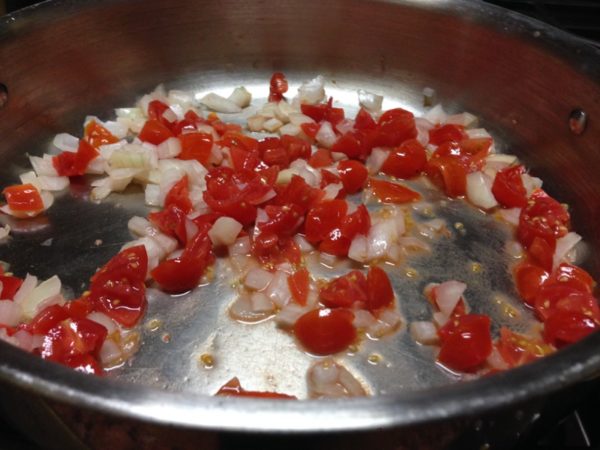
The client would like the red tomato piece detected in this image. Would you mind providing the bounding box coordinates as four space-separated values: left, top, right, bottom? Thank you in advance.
305 200 348 244
337 160 368 194
274 175 323 214
288 269 310 306
257 204 304 238
294 308 356 355
41 318 107 363
534 285 600 322
0 274 23 300
517 190 570 249
216 377 296 399
281 135 311 161
340 204 370 238
354 107 377 130
269 72 289 102
547 263 595 293
425 156 467 197
53 139 99 177
301 99 345 126
369 178 421 203
374 108 417 147
366 266 394 311
320 271 368 309
203 167 259 226
63 297 94 321
178 132 213 166
2 184 44 212
91 245 148 285
148 204 188 245
27 304 69 335
308 148 334 168
301 122 319 139
381 139 427 179
147 100 176 128
428 124 467 145
491 165 528 208
164 175 192 214
528 236 556 272
84 121 119 148
438 314 493 372
64 353 103 375
497 327 553 368
544 311 599 347
138 119 174 145
514 261 549 306
330 131 364 160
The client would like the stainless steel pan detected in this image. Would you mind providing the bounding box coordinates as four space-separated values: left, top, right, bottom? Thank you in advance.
1 0 600 448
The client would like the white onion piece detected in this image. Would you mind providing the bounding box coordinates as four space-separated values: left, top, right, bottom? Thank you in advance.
87 312 117 335
17 275 61 320
498 207 521 226
200 93 242 113
99 338 123 366
410 321 439 345
505 240 525 258
365 147 389 174
348 235 368 263
320 252 338 267
0 225 10 243
227 86 252 108
485 153 517 171
553 232 582 270
487 347 509 371
307 359 366 398
264 270 292 308
263 118 284 132
335 119 355 135
352 309 377 329
229 295 272 322
250 292 275 313
145 184 161 206
247 115 267 132
29 155 59 177
445 112 478 128
275 304 310 329
368 309 402 338
466 128 492 139
423 104 448 124
288 113 315 126
323 183 343 200
13 274 37 304
0 300 22 326
297 75 325 105
276 101 296 122
432 311 449 327
279 123 301 137
157 137 182 159
293 234 313 252
128 216 154 237
168 90 195 109
358 89 383 113
12 329 36 352
315 121 337 148
415 117 434 146
229 236 251 256
435 281 467 317
53 133 79 152
466 171 498 209
244 268 274 291
35 293 65 313
521 174 543 197
208 217 243 247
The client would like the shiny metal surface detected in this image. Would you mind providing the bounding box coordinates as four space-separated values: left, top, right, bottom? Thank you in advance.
1 0 600 436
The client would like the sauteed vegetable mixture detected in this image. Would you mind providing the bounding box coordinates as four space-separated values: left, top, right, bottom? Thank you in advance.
0 73 597 398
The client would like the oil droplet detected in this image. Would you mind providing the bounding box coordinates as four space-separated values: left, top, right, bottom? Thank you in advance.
368 353 382 365
199 353 214 369
146 318 162 332
161 333 171 343
470 262 483 273
404 267 418 278
347 344 359 355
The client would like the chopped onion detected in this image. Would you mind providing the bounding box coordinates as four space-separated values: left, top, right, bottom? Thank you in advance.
293 234 313 252
229 294 273 322
553 232 582 270
200 93 242 113
16 275 62 320
445 112 478 128
487 347 509 371
435 280 467 317
145 184 161 206
498 207 521 226
415 118 434 146
521 173 543 197
279 123 301 136
288 113 315 126
263 117 284 132
0 300 22 326
247 115 267 132
320 252 338 267
410 321 439 345
276 101 296 122
315 121 337 148
358 89 383 112
99 338 123 366
0 225 10 243
275 304 310 329
423 104 448 124
432 311 449 327
352 309 377 329
365 147 389 174
13 274 38 304
505 240 525 258
208 217 243 247
307 359 366 398
335 119 355 135
323 183 343 200
466 171 498 209
12 329 36 352
250 292 275 313
348 235 368 263
485 154 518 171
87 312 117 335
264 270 292 308
157 137 182 159
297 75 325 105
53 133 79 152
29 155 59 177
466 128 492 139
244 267 274 291
227 86 252 108
229 236 251 256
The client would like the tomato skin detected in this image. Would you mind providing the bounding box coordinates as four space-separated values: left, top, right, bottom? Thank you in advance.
340 204 370 238
148 204 188 245
497 327 553 368
354 108 377 130
257 204 304 238
63 297 94 320
517 190 570 249
425 156 467 197
294 308 356 355
64 354 103 375
0 274 23 300
514 261 549 306
3 183 44 212
84 121 119 148
366 266 394 311
308 148 334 168
305 200 348 244
52 139 100 177
331 132 364 160
381 139 427 179
320 271 368 308
492 165 528 208
164 175 192 214
438 314 493 372
301 99 345 126
138 119 174 145
301 122 319 139
27 304 69 335
274 175 323 214
41 318 107 363
288 269 310 306
534 285 600 322
337 160 368 194
269 72 288 102
178 132 213 166
428 124 467 146
369 178 421 203
547 264 594 293
544 311 599 347
374 108 417 147
528 236 555 272
91 245 148 285
216 377 296 399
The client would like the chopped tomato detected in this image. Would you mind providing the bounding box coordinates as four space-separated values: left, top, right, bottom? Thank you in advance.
425 156 467 197
63 297 94 320
164 175 192 214
148 204 188 245
497 327 553 368
534 285 600 322
544 311 599 347
147 100 176 129
308 148 334 168
294 308 356 355
52 139 99 177
3 183 44 212
84 121 119 148
257 204 304 238
27 305 69 335
354 108 376 130
428 124 467 146
528 236 555 272
514 261 549 306
337 160 368 194
89 245 148 327
305 200 347 244
373 108 417 147
178 132 213 166
366 266 394 311
288 269 310 306
0 274 23 300
320 271 368 308
369 178 421 203
547 263 595 293
300 122 319 139
151 226 214 293
301 98 345 126
517 190 570 249
380 139 427 179
330 131 365 160
269 72 288 102
64 353 103 375
438 314 492 372
491 165 528 208
340 204 370 238
216 377 296 399
274 175 323 214
138 119 174 145
41 318 107 364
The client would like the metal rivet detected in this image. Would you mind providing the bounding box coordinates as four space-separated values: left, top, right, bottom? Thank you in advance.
569 108 587 135
0 84 7 109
